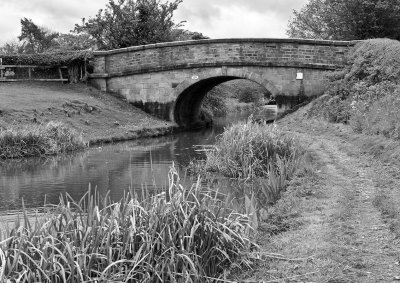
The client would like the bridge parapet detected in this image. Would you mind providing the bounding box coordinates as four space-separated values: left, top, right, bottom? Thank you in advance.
91 38 355 78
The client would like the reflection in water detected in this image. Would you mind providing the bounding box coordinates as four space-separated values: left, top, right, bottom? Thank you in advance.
0 107 277 211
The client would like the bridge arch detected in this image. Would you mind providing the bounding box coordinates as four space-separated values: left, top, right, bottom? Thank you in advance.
171 68 280 127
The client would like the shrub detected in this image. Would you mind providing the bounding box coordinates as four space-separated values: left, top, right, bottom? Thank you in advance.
0 167 252 282
237 88 264 104
1 50 92 67
0 121 87 159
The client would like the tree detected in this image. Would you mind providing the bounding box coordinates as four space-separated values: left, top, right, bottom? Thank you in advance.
50 33 97 51
171 29 209 41
18 18 59 53
287 0 400 40
0 41 25 55
74 0 184 50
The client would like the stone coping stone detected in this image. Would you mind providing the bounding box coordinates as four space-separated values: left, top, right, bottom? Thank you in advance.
94 38 359 56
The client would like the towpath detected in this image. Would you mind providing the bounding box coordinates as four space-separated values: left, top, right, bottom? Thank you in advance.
241 109 400 282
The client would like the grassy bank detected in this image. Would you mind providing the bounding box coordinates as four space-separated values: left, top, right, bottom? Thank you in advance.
309 38 400 139
0 167 253 282
0 82 176 145
0 121 87 159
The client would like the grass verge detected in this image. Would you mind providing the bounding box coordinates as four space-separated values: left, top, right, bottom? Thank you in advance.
0 121 87 159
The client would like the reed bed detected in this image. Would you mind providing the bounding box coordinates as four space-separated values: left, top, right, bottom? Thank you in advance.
204 118 302 179
0 121 87 159
0 167 252 282
198 118 303 207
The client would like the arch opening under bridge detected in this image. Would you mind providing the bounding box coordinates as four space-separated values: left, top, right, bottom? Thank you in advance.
171 69 279 128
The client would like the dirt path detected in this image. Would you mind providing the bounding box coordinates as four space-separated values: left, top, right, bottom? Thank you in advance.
240 117 400 282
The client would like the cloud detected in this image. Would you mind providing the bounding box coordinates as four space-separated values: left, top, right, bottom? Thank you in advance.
0 0 308 46
0 0 108 44
175 0 308 38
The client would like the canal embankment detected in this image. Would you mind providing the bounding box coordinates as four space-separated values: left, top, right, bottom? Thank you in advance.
0 81 178 149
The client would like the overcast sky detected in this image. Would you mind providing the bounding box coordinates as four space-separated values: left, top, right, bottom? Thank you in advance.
0 0 308 46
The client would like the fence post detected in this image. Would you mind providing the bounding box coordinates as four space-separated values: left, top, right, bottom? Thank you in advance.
28 67 32 80
58 67 63 83
0 58 3 80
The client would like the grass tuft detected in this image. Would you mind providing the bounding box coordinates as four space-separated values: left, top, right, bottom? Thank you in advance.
0 121 87 159
203 117 301 181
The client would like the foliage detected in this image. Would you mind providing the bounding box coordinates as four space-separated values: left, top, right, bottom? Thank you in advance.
287 0 400 40
201 94 228 117
0 167 252 282
190 119 304 213
0 121 87 159
171 29 209 41
308 39 400 140
201 80 268 118
18 18 59 53
350 86 400 138
75 0 184 50
203 118 302 180
0 50 93 66
237 88 264 104
50 33 97 51
0 41 25 55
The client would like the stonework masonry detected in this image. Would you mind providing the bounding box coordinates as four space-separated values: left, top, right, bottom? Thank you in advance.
89 38 356 127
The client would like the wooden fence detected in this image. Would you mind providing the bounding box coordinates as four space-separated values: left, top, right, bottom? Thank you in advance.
0 65 69 82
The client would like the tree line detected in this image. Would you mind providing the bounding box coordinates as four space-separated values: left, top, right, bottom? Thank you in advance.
287 0 400 40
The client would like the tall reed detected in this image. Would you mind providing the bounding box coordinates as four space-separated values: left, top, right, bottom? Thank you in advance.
0 121 87 159
201 118 303 207
204 118 301 180
0 166 252 282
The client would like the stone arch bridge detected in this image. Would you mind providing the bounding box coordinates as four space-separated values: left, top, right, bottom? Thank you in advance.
89 38 355 127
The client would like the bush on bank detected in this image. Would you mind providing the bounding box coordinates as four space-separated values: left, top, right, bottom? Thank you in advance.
0 121 87 159
0 167 252 282
308 39 400 139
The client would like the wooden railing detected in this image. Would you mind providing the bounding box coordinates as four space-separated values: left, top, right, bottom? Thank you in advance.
0 65 68 82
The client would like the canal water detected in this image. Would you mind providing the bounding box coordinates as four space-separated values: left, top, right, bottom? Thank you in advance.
0 106 277 211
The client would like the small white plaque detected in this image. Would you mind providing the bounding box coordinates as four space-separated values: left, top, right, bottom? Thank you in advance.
191 75 199 80
296 72 303 80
